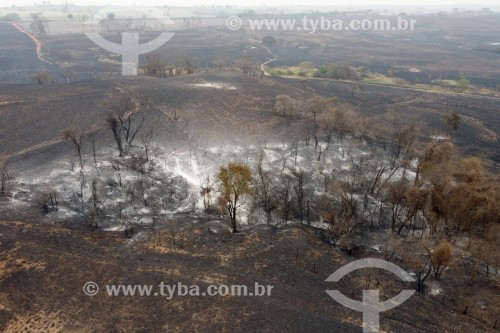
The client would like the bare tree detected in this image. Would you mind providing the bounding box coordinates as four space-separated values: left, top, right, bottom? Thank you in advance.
0 159 11 196
290 169 311 224
63 129 87 215
142 53 169 78
406 252 432 293
183 53 198 74
141 128 154 162
469 237 499 282
90 179 104 216
105 90 150 156
111 160 123 187
212 53 230 71
199 174 214 212
39 186 59 214
107 116 124 157
390 115 419 166
63 129 84 170
369 158 390 195
277 173 292 225
255 153 277 225
234 57 258 75
90 135 99 176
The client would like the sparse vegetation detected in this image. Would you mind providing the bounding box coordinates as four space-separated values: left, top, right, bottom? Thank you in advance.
32 71 53 85
314 63 353 80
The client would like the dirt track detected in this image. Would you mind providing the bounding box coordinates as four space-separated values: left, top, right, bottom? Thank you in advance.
10 22 53 65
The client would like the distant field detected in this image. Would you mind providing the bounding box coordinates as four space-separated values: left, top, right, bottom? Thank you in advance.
0 6 196 20
255 15 500 88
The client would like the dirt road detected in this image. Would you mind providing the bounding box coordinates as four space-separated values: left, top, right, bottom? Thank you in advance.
10 21 53 65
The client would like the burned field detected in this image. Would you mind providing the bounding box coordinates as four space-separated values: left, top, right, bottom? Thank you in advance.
0 22 59 84
1 71 499 168
303 78 500 167
0 10 499 333
0 220 494 333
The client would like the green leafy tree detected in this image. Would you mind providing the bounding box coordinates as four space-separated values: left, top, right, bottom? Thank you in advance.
217 163 253 233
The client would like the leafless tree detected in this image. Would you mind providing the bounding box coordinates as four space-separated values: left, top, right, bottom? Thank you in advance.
39 186 59 214
63 129 87 215
310 121 321 149
277 174 292 225
143 53 169 78
405 247 432 293
90 179 104 216
171 51 197 75
63 129 84 170
390 114 419 166
319 165 332 192
290 168 312 224
0 159 11 196
107 116 124 157
111 160 123 187
90 135 99 176
317 143 327 161
199 174 214 212
141 128 154 162
255 153 277 225
183 53 198 74
105 90 150 156
235 56 258 75
212 53 230 71
368 157 390 196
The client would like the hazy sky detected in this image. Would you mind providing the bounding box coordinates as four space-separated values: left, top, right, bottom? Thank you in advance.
4 0 500 7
